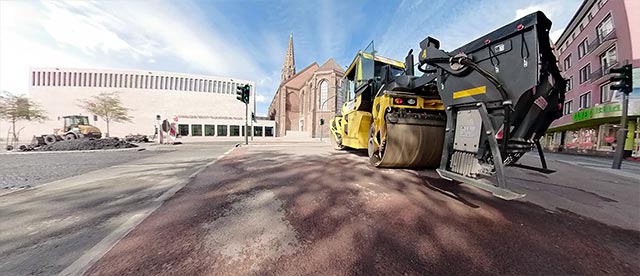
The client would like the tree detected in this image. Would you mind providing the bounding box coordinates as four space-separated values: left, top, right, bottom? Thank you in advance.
78 92 132 137
0 91 47 142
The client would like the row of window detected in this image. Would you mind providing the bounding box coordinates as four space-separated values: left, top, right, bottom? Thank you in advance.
562 82 617 116
177 124 274 137
31 71 247 94
564 45 617 95
558 0 610 54
563 42 616 74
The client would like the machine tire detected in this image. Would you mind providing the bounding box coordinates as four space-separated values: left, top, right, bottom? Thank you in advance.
368 122 382 166
6 145 13 151
44 135 57 145
332 134 345 150
64 133 77 141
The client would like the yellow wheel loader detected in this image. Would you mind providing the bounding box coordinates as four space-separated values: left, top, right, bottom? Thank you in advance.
32 115 102 146
330 42 446 168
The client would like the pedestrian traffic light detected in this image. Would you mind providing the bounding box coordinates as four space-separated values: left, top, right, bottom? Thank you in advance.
609 64 632 94
320 118 325 125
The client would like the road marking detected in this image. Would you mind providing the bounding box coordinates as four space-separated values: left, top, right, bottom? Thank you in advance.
57 146 237 276
57 207 157 276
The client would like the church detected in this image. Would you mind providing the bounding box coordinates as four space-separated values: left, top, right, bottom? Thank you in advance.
268 34 344 138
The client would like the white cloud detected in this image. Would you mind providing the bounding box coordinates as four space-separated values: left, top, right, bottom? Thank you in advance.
0 0 271 97
255 94 266 103
377 0 582 58
515 6 542 20
40 2 150 58
550 29 564 43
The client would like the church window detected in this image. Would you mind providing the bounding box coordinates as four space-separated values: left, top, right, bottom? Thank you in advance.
319 80 329 110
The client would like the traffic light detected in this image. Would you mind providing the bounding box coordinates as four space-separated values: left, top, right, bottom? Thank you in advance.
236 85 245 103
609 64 632 94
251 112 256 122
243 84 250 103
320 118 325 125
235 84 251 104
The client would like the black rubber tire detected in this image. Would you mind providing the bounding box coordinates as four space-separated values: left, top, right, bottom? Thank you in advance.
44 135 57 145
64 133 76 141
368 121 383 167
6 145 14 151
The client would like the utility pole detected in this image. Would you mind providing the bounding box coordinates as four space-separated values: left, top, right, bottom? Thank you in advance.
245 103 249 145
252 86 256 141
609 64 632 169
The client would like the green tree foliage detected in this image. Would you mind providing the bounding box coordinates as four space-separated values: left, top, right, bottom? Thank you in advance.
0 91 47 142
78 92 132 137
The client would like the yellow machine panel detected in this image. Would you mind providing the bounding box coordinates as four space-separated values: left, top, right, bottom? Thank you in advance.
329 45 446 168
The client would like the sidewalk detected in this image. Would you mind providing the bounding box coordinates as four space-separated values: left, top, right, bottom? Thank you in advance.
535 152 640 181
86 141 639 276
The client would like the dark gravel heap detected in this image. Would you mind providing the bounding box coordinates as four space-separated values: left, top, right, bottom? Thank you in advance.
38 138 138 151
125 134 150 143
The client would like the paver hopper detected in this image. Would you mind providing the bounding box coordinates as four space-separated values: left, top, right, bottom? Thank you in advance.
416 11 565 199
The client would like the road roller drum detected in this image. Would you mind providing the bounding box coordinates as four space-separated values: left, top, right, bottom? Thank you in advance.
369 113 445 168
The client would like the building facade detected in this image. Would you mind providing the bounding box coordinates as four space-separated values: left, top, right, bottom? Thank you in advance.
17 67 275 141
543 0 640 157
268 34 345 138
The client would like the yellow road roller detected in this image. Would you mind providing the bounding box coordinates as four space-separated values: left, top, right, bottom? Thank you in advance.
330 42 446 168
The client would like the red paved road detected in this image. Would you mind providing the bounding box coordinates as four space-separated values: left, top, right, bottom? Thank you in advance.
87 142 640 276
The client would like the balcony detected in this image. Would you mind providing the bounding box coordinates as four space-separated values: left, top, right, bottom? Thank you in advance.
589 60 623 83
587 29 617 55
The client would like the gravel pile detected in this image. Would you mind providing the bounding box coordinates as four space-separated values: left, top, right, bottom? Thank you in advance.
125 134 150 143
38 138 138 151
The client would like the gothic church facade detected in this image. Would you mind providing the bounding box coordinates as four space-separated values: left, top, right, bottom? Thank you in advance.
268 34 344 138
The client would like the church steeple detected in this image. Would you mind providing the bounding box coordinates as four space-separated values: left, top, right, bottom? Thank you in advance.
281 33 296 83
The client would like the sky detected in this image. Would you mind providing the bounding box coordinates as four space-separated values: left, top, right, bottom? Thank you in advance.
0 0 583 116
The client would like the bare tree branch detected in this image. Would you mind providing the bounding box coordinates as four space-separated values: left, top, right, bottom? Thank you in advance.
77 92 132 137
0 91 47 141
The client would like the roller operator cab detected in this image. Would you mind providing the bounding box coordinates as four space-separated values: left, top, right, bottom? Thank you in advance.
330 42 446 168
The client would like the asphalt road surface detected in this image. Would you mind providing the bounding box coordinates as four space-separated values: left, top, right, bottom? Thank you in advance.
0 141 238 276
86 142 640 276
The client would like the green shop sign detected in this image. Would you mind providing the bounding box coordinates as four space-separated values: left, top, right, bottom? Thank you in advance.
572 103 622 122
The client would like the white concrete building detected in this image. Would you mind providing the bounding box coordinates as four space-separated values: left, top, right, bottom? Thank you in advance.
16 67 274 141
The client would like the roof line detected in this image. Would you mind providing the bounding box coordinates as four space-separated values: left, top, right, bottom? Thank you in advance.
556 0 596 45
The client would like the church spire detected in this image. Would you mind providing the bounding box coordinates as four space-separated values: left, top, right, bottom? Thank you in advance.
281 33 296 83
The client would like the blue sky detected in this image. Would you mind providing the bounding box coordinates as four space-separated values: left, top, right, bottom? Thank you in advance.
0 0 582 115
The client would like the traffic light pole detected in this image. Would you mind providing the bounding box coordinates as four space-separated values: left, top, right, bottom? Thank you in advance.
245 102 249 145
237 84 251 145
610 64 632 169
612 91 629 169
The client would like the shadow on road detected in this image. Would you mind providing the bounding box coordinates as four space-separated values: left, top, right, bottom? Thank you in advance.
86 145 640 276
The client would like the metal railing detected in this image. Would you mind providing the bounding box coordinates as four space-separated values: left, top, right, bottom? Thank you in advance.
589 60 623 83
587 29 616 54
590 67 604 81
